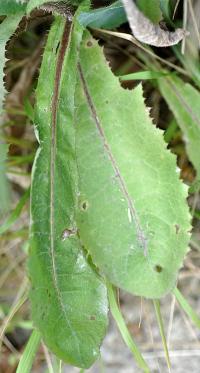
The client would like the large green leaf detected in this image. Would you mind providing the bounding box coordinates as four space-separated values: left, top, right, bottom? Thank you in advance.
158 76 200 180
29 10 108 369
75 32 191 299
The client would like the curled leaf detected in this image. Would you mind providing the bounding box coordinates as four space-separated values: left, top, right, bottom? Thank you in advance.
121 0 187 47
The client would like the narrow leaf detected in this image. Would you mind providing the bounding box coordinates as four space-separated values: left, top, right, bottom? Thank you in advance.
0 187 30 235
160 0 173 24
16 330 41 373
158 75 200 180
75 32 191 299
119 70 169 81
29 9 108 369
173 287 200 329
108 283 150 372
153 300 170 369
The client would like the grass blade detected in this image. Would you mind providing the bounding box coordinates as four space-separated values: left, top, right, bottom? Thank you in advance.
119 70 169 80
0 187 30 235
173 287 200 329
107 282 150 372
16 329 41 373
153 300 171 369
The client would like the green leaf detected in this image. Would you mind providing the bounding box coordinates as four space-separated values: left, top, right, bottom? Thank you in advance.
79 1 127 29
136 0 162 23
159 0 172 24
0 12 24 216
173 45 200 89
108 283 150 372
119 70 169 81
153 300 170 369
158 75 200 180
29 9 108 369
75 32 191 299
173 287 200 329
0 0 26 15
16 330 41 373
0 187 30 235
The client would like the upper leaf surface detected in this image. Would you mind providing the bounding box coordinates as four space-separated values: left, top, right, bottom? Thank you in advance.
79 1 127 29
29 12 108 368
75 32 191 299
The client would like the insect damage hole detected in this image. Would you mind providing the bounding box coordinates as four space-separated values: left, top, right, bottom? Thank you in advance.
86 40 93 48
61 228 76 241
154 264 163 273
80 200 89 211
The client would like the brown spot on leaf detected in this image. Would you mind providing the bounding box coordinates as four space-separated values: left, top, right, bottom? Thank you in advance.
154 265 163 273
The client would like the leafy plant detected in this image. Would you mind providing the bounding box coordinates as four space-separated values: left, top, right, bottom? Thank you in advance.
1 0 200 372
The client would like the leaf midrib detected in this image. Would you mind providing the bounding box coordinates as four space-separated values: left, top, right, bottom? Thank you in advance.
78 62 148 257
50 20 83 363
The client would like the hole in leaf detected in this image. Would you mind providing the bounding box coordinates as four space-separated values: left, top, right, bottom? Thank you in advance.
61 228 76 241
86 40 93 47
154 265 163 273
80 200 89 211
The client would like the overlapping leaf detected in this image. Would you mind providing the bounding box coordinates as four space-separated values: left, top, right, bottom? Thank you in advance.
158 76 200 180
75 32 191 299
0 13 24 216
29 11 108 369
79 1 126 29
